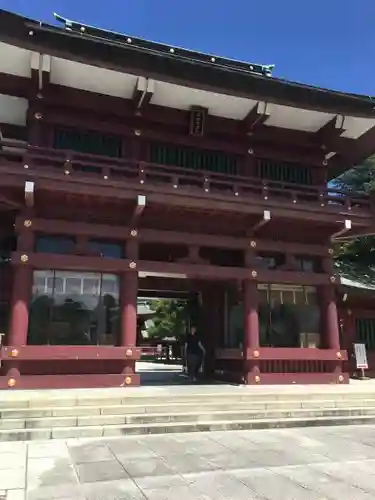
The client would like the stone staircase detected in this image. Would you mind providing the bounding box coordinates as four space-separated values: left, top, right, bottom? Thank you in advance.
0 385 375 441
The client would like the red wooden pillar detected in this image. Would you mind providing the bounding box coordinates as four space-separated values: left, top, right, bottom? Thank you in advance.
321 285 341 376
6 217 34 382
120 272 138 348
119 236 139 382
120 237 138 348
321 285 340 350
243 279 260 383
339 307 356 374
8 266 32 347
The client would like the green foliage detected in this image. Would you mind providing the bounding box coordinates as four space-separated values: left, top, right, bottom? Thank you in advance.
147 299 188 340
334 156 375 268
333 156 375 193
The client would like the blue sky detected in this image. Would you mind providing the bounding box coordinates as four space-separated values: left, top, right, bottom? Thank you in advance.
1 0 374 95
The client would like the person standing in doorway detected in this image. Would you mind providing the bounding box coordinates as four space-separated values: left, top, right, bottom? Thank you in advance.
185 326 205 382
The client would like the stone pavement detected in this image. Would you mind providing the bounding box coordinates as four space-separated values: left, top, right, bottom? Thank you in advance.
2 425 375 499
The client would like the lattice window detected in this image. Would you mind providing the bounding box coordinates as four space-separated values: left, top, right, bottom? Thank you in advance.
257 159 312 185
149 142 238 175
355 318 375 350
54 127 122 158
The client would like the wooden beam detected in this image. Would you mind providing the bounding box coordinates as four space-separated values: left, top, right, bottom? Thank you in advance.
11 251 332 284
132 77 154 112
1 163 370 225
132 194 146 219
30 53 51 97
331 219 352 240
15 216 333 256
251 210 271 232
334 225 375 240
242 102 270 134
316 115 345 150
0 72 366 163
139 276 191 292
24 181 35 208
24 181 35 207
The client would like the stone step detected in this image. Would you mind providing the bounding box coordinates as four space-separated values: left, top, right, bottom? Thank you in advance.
1 412 375 441
0 406 375 431
3 397 375 420
1 390 375 410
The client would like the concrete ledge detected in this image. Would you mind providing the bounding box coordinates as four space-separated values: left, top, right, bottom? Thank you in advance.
1 413 375 441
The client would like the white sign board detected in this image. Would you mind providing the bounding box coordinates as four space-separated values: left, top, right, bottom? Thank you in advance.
353 343 368 370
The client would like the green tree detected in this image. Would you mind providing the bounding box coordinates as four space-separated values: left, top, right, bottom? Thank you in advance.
334 155 375 273
334 156 375 194
147 299 188 340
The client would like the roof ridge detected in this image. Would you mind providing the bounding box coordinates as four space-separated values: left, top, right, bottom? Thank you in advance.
53 13 275 77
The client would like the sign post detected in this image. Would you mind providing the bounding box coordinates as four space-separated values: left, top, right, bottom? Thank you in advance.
353 343 369 380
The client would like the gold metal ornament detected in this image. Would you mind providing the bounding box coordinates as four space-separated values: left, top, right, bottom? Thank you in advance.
251 270 257 278
7 378 16 387
124 376 132 385
125 349 133 357
20 254 28 263
129 261 137 269
10 349 18 358
24 220 32 228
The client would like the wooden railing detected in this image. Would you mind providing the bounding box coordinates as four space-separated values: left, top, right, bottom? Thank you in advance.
0 142 370 212
215 347 348 383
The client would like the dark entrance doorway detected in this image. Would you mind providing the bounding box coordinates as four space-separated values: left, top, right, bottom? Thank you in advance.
136 274 223 386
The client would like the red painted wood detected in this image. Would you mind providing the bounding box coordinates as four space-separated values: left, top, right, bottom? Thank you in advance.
216 349 243 360
243 280 259 349
0 373 140 389
322 285 341 350
10 251 333 284
7 266 30 347
0 161 370 227
15 216 334 256
246 372 349 385
217 348 347 361
248 348 347 361
0 346 141 360
21 145 369 212
120 272 138 348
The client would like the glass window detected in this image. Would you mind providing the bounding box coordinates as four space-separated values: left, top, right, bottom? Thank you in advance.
88 240 123 259
228 302 243 348
149 142 238 176
295 256 322 273
258 284 320 348
256 253 285 270
28 270 120 346
35 235 76 255
54 127 122 158
257 159 312 185
355 318 375 350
